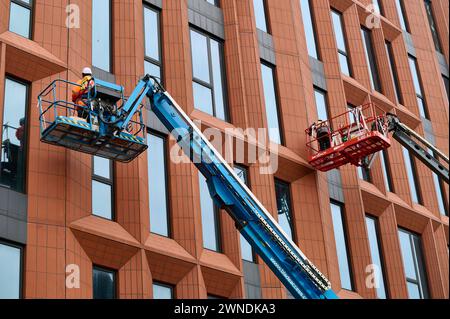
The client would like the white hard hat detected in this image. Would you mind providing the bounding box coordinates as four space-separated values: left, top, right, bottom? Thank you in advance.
82 67 92 75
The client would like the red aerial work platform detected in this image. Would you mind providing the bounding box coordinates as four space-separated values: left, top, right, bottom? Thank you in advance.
306 103 391 172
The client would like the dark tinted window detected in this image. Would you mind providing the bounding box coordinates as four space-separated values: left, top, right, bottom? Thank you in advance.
93 266 116 299
261 63 282 144
275 180 294 240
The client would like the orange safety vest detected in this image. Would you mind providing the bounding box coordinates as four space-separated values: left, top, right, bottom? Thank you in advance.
72 75 95 106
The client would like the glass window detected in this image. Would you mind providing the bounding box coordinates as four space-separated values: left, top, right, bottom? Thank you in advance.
443 75 449 102
314 88 328 121
373 0 383 15
153 282 174 299
261 63 282 145
300 0 319 59
92 0 111 72
365 216 387 299
9 0 32 39
385 41 403 105
330 201 353 291
199 174 221 252
92 156 114 220
148 133 170 237
408 56 428 119
275 179 294 241
380 150 394 192
253 0 269 33
398 229 429 299
205 0 219 6
395 0 409 32
361 28 382 92
234 165 255 263
93 266 116 299
402 146 421 204
1 78 28 193
424 0 442 53
190 29 228 121
331 10 351 77
358 166 371 183
144 5 162 79
428 150 448 216
0 242 22 299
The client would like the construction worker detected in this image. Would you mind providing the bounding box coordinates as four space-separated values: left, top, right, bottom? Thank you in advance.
308 120 331 152
72 67 95 119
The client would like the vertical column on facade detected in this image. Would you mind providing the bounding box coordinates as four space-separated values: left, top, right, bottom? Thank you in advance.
343 4 373 90
432 223 449 298
421 220 447 298
21 0 70 298
112 0 148 299
434 0 449 63
0 0 9 33
161 0 203 299
378 204 408 298
64 0 96 299
308 0 356 294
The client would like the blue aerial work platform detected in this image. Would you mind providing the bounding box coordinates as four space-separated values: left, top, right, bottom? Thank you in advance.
38 78 147 162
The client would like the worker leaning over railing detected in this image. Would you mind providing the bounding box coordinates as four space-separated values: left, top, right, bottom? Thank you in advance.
71 67 95 120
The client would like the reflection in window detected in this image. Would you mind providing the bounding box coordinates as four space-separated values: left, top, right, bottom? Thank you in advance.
92 0 111 72
408 55 428 119
234 165 255 263
1 78 28 193
358 166 371 183
148 133 170 236
330 201 353 291
92 156 114 220
424 0 442 53
9 0 32 38
373 0 383 15
153 282 174 299
144 5 162 79
190 29 228 121
361 28 382 92
402 147 421 204
199 174 221 252
275 179 294 241
0 242 22 299
398 229 429 299
300 0 319 59
428 150 448 216
331 10 351 77
365 216 387 299
93 266 116 299
253 0 269 33
261 63 282 144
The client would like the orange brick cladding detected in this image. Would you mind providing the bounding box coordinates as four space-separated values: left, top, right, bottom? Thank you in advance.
0 0 448 299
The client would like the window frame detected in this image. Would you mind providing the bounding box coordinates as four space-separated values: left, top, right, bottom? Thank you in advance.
0 75 30 194
143 3 163 81
205 0 220 7
423 0 442 53
91 156 115 221
92 0 113 73
92 265 117 299
152 281 175 299
330 200 355 291
189 27 230 122
253 0 271 34
380 150 394 193
365 215 389 299
398 228 430 299
385 40 403 105
408 55 429 119
9 0 34 39
314 87 330 122
402 147 423 205
0 239 24 299
260 61 284 145
274 178 296 242
361 27 382 93
147 129 172 238
331 9 353 77
300 0 320 60
395 0 410 32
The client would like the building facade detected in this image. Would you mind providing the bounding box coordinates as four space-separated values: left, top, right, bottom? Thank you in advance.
0 0 448 299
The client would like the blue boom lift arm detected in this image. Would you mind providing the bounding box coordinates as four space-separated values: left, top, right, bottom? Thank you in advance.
116 74 338 299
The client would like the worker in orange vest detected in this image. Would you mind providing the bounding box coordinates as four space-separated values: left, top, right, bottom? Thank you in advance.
72 67 95 119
